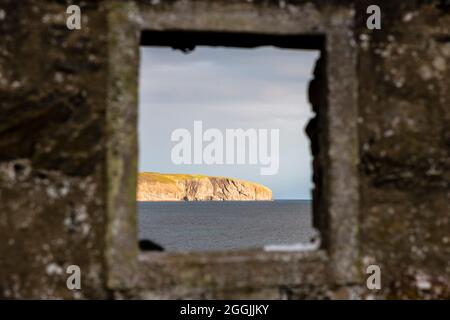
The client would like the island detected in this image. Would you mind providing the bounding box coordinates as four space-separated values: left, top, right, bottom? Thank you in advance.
137 172 272 201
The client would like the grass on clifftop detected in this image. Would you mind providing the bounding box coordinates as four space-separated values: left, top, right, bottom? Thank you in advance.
138 172 271 191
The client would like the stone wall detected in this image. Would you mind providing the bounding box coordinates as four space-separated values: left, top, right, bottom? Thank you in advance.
0 0 448 299
0 0 109 299
355 0 450 299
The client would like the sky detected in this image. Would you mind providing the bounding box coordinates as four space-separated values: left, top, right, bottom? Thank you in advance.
138 46 319 199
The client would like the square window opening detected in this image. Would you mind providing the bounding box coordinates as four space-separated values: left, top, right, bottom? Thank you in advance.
136 31 328 254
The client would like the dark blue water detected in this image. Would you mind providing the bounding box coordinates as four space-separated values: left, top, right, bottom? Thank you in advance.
138 200 315 251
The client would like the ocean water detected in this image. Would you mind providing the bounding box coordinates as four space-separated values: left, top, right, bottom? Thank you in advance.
137 200 316 251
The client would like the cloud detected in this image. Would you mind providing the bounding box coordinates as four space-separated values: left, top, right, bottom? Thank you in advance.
138 46 319 199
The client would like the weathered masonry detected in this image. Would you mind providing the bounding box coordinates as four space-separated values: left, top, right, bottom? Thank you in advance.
0 0 449 299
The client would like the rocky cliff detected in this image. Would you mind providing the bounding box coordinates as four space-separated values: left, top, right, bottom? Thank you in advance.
137 172 272 201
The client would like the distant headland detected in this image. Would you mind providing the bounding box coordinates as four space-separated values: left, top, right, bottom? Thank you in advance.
137 172 272 201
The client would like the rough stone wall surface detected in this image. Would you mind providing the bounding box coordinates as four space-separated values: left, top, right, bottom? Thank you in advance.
0 0 448 299
355 0 450 299
0 0 109 298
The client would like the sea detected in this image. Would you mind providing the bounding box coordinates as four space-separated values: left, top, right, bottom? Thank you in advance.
137 200 316 252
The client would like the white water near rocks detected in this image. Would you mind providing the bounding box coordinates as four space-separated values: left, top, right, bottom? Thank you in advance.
138 200 316 251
